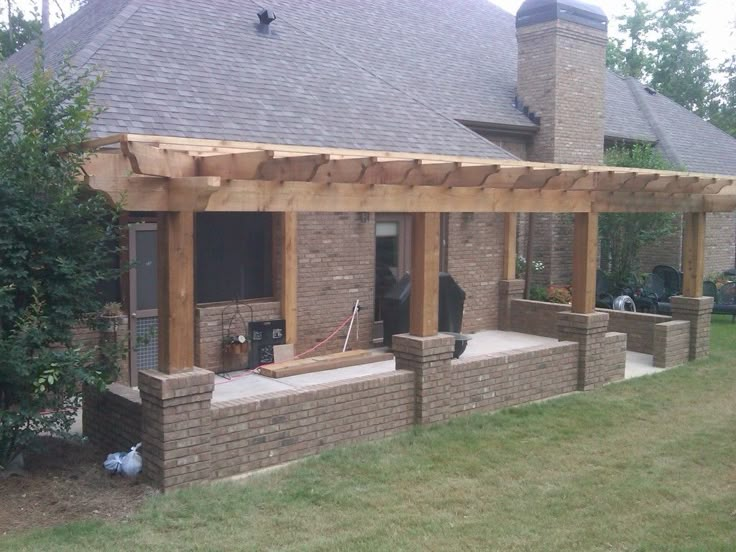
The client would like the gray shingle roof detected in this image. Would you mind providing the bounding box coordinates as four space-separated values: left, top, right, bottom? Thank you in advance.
5 0 736 174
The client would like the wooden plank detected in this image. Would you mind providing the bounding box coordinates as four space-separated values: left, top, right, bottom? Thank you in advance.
682 212 706 297
259 350 393 378
121 141 197 178
157 211 195 373
502 213 518 280
198 150 273 179
410 213 440 336
258 154 329 181
280 212 298 345
82 152 132 177
571 212 598 314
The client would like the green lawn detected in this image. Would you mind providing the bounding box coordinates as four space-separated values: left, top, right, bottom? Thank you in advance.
4 317 736 552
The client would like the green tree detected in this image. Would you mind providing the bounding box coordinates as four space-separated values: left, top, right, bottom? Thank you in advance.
0 5 41 59
601 144 679 287
0 54 122 469
607 0 715 116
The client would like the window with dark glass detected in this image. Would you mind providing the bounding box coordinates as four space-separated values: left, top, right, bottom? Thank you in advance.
195 213 273 303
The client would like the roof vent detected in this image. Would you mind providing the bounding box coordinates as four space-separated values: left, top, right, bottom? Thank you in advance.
258 8 276 25
644 86 657 95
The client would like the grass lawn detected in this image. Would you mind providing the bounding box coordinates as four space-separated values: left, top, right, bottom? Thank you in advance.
4 316 736 552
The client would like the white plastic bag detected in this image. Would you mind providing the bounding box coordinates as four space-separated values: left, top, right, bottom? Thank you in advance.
120 442 143 478
103 452 125 475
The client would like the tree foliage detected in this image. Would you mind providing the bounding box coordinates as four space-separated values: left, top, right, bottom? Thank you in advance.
0 54 122 469
607 0 724 121
601 145 679 287
0 5 41 59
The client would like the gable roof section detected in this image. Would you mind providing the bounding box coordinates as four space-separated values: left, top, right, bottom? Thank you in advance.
5 0 512 158
604 72 657 143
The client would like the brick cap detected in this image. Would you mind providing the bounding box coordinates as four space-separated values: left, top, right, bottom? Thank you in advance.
392 333 455 354
499 279 526 292
558 311 609 326
671 296 714 313
139 367 214 397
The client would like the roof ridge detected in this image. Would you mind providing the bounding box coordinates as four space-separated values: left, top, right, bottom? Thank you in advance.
245 0 518 160
71 0 145 71
625 76 684 168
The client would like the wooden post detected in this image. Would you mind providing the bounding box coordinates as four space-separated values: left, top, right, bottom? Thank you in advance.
682 212 705 297
280 212 298 344
571 212 598 314
157 211 195 373
503 213 518 280
524 214 535 299
410 213 440 336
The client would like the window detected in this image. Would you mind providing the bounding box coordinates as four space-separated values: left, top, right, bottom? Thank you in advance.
195 213 273 304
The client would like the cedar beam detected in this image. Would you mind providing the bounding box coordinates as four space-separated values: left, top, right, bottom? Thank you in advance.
682 212 706 297
280 212 298 344
571 212 598 314
410 213 440 337
157 211 195 373
502 213 518 280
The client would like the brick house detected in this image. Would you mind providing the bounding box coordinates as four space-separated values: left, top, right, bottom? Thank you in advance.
7 0 736 388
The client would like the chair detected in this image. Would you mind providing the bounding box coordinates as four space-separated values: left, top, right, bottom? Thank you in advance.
713 282 736 323
595 269 614 309
652 265 682 299
636 272 665 314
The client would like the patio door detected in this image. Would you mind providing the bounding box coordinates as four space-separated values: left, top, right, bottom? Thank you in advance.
374 214 412 324
129 223 158 386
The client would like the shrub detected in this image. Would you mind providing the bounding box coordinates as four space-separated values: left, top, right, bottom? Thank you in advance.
547 286 573 304
529 285 549 302
0 54 122 469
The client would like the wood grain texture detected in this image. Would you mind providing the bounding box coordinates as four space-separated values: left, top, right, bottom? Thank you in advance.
682 212 706 297
410 213 440 336
571 213 598 314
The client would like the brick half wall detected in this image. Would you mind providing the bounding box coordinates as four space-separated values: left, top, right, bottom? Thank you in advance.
83 384 142 453
598 309 671 355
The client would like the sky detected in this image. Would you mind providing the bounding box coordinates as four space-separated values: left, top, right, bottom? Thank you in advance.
13 0 736 65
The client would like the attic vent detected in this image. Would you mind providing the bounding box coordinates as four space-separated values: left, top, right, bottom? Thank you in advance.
258 8 276 25
644 86 657 95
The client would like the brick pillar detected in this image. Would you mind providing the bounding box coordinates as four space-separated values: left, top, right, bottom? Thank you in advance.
557 312 615 391
499 280 525 330
393 333 454 425
653 320 691 368
671 296 714 361
138 368 214 491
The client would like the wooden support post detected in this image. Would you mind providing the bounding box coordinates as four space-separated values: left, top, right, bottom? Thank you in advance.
280 212 298 344
571 212 598 314
410 213 440 336
682 212 706 297
503 213 518 280
157 211 195 373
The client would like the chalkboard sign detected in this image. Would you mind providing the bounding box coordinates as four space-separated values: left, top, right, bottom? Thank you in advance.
248 319 287 369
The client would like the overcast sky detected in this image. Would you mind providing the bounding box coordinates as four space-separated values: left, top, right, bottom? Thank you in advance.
14 0 736 65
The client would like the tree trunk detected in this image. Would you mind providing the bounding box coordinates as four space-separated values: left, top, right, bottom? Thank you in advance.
42 0 49 32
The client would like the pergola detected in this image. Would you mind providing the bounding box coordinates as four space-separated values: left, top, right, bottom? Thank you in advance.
83 133 736 376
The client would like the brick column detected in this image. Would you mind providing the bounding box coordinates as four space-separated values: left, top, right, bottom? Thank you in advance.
138 368 215 491
557 312 620 391
393 333 454 425
671 296 714 361
499 280 525 330
653 320 691 368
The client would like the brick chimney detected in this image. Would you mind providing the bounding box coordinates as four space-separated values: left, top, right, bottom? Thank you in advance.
515 0 608 164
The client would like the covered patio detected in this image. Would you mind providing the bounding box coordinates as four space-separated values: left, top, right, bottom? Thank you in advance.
82 133 734 489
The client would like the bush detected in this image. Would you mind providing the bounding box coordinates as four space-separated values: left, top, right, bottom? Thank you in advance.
529 285 548 302
547 286 572 304
0 54 122 469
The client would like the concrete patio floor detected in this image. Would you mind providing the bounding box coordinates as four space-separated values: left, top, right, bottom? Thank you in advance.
211 330 662 403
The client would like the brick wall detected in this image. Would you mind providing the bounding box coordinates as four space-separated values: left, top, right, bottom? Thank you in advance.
653 320 690 368
195 301 282 371
210 371 415 479
83 384 142 453
705 212 736 275
297 213 375 355
598 309 671 355
509 299 571 337
447 213 505 332
638 215 683 273
449 343 579 416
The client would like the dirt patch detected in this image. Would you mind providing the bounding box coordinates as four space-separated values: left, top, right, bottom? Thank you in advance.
0 437 155 535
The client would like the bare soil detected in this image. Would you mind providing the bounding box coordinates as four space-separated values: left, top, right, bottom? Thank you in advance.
0 437 154 536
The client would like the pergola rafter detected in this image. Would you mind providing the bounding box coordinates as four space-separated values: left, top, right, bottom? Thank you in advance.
79 134 736 375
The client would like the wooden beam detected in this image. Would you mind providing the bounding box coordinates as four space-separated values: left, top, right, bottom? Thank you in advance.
121 141 197 178
410 213 440 337
197 150 274 179
157 211 195 373
682 212 706 297
571 212 598 314
280 212 298 345
502 213 518 280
